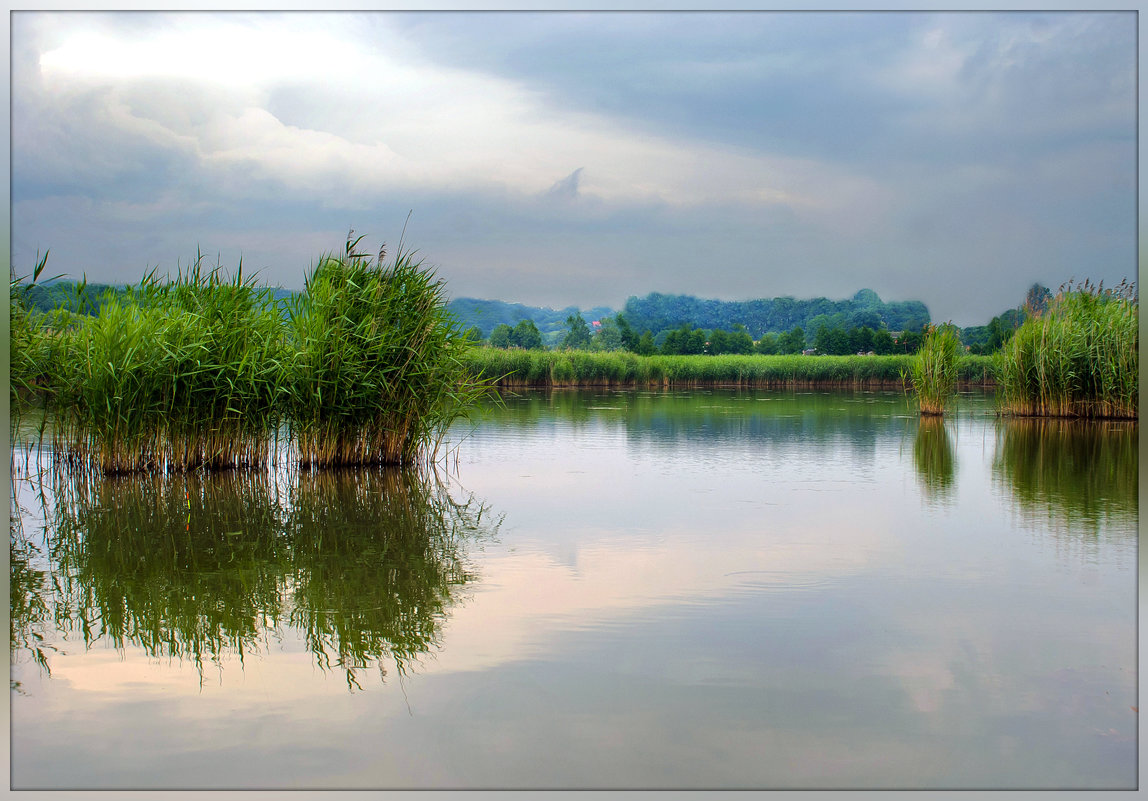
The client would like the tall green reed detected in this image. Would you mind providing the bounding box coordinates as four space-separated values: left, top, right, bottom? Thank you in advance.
907 324 961 415
995 279 1137 418
49 256 285 473
285 233 493 468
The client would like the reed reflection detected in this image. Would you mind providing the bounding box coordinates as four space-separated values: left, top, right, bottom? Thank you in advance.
912 416 956 505
27 467 497 690
10 519 55 691
992 418 1137 535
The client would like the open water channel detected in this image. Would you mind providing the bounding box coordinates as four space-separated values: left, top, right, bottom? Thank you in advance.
9 388 1137 789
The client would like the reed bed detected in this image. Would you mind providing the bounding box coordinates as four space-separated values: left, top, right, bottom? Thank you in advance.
995 280 1138 419
9 252 54 438
46 262 285 473
11 236 491 474
463 348 994 389
285 236 493 469
908 324 962 415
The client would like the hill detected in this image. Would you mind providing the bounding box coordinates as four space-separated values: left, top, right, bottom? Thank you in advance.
446 298 616 346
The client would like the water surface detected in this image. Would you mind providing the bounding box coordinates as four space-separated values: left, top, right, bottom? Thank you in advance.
10 388 1137 789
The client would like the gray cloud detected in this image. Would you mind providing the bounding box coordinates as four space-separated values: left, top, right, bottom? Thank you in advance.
10 11 1136 326
545 168 584 203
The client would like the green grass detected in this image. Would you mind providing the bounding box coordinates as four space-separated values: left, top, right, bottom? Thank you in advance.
908 324 962 415
284 236 494 468
462 347 995 389
12 235 493 474
995 280 1137 419
45 261 285 473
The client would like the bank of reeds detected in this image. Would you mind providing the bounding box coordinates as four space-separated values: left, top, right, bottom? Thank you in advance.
46 261 285 473
284 235 494 468
995 279 1138 419
907 324 961 415
11 235 492 474
10 252 54 437
462 348 995 389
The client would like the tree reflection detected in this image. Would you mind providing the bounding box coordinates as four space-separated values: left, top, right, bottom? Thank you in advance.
24 467 497 690
912 416 956 505
992 418 1137 535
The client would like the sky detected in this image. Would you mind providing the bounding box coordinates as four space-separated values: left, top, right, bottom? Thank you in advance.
10 10 1137 326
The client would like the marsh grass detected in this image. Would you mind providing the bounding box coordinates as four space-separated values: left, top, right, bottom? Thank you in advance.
285 234 494 468
908 324 961 415
14 234 491 474
995 280 1138 418
10 251 55 440
463 348 994 389
46 257 285 473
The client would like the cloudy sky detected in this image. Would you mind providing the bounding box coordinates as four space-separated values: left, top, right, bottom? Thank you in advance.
11 11 1136 325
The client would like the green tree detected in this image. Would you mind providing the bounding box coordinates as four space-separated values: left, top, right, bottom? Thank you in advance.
872 328 895 355
850 326 875 354
708 325 752 355
707 328 730 355
561 313 592 350
754 332 779 355
463 325 484 344
1024 283 1052 316
591 317 625 351
489 324 512 349
896 327 925 354
635 330 657 356
778 326 805 355
814 324 850 356
661 323 705 355
510 319 544 350
616 314 639 352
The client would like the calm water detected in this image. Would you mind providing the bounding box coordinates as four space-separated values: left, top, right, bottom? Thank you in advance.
9 389 1138 789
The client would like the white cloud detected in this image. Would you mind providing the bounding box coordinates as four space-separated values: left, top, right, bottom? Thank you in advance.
28 12 883 218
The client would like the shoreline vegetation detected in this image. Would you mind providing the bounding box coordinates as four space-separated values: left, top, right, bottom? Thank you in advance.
12 240 1137 477
907 324 963 416
10 235 495 474
461 347 995 390
995 280 1138 419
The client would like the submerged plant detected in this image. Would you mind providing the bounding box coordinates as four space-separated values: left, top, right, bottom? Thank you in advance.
995 279 1138 419
907 324 961 415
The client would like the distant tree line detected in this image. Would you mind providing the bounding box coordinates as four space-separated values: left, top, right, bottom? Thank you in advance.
478 313 929 356
25 278 1052 358
478 283 1053 357
619 288 931 340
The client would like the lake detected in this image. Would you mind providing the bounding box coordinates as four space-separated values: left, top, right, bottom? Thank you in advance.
9 388 1137 790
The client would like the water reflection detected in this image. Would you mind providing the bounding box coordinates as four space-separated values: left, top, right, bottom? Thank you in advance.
992 418 1138 536
489 388 916 458
10 513 55 691
912 416 956 504
15 467 497 690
